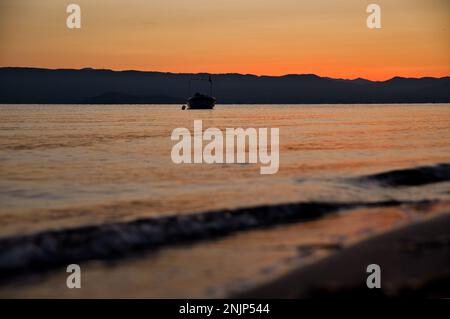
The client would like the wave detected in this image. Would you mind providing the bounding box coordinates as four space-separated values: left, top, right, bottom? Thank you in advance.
2 162 449 281
0 199 422 281
356 163 450 187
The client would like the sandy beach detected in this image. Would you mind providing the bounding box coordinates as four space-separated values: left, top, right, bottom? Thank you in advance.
236 211 450 298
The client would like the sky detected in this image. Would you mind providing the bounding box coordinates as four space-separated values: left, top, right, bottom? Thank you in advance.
0 0 449 80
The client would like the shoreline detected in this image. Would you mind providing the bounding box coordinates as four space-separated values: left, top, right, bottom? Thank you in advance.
2 162 449 280
0 160 449 297
0 199 412 281
1 201 449 298
234 212 450 298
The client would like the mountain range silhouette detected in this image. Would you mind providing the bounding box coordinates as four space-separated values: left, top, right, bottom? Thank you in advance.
1 67 449 104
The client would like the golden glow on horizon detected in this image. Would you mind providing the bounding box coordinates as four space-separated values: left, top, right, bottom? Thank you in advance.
0 0 449 80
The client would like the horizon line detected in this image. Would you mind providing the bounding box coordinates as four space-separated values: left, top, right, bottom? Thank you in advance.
1 65 449 83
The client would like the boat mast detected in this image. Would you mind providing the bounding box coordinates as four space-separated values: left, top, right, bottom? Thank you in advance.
209 75 213 96
188 78 192 98
188 76 213 97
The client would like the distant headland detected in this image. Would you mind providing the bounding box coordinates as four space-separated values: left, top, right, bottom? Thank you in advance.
0 67 449 104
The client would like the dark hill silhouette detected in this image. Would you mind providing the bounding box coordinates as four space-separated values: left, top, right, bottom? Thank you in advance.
83 92 184 104
0 67 449 104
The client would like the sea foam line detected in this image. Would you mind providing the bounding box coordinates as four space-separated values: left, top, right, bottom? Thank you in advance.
0 199 429 281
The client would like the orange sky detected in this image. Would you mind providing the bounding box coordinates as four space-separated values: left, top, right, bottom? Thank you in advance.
0 0 449 80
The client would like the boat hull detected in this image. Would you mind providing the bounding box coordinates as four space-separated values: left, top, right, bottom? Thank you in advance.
187 95 216 109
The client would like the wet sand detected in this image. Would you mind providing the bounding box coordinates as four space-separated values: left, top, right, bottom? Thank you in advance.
1 200 449 298
236 211 450 298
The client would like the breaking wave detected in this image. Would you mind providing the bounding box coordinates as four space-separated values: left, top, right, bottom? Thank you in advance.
356 163 450 187
0 199 419 281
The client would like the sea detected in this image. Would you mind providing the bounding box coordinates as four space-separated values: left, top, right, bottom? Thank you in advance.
0 104 449 297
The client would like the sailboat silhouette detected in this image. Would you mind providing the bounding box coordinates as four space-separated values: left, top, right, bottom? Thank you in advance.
183 76 216 110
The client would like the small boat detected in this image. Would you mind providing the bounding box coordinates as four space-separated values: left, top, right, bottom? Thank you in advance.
182 76 216 110
186 92 216 110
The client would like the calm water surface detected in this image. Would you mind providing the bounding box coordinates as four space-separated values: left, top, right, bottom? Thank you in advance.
1 104 450 237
